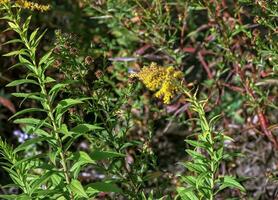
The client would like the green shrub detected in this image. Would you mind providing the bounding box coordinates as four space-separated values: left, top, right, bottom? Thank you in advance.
0 0 277 199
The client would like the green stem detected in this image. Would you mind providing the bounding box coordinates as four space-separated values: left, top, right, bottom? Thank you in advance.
182 86 216 199
37 76 74 200
7 8 74 199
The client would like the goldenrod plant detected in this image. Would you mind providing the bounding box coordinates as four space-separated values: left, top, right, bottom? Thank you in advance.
176 88 245 200
0 1 129 199
0 0 277 199
131 63 183 104
132 63 245 200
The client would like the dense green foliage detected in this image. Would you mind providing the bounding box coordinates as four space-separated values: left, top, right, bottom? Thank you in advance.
0 0 277 199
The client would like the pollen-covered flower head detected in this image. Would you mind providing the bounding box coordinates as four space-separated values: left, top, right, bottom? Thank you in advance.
15 0 50 12
0 0 9 4
131 62 183 104
0 0 50 11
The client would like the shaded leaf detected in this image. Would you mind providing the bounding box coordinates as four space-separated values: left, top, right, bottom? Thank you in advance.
13 118 52 128
90 151 125 161
70 151 96 178
6 79 37 87
218 176 245 192
69 179 89 198
86 181 122 193
71 124 103 134
9 108 46 120
177 187 198 200
14 137 47 153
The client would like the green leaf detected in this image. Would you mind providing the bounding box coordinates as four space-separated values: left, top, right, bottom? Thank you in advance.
185 139 207 149
0 195 18 199
55 98 83 120
33 189 64 199
18 55 35 72
90 151 125 161
48 151 59 165
30 170 56 193
44 76 55 83
12 154 45 168
49 83 68 104
85 187 99 196
13 118 52 129
3 49 28 57
70 151 96 178
177 187 198 200
69 179 89 198
17 194 34 200
56 99 83 109
196 172 209 191
183 162 207 174
215 147 224 161
49 83 68 94
12 92 43 101
0 194 32 200
34 29 47 48
14 137 47 153
86 181 122 193
223 135 234 142
7 21 18 30
218 176 245 192
1 39 23 46
18 55 32 65
29 28 39 43
9 108 46 120
39 50 53 66
50 173 63 187
3 167 24 187
22 16 32 31
23 125 50 137
6 79 38 87
180 176 197 186
71 124 103 134
186 149 207 160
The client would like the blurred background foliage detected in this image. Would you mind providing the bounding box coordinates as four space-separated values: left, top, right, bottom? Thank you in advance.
0 0 278 199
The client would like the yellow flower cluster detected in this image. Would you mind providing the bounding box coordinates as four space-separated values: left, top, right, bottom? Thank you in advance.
16 0 50 12
0 0 50 11
132 62 183 104
0 0 9 4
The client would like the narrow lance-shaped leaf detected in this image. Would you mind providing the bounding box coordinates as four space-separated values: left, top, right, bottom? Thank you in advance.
14 137 47 153
6 79 38 87
13 118 52 129
29 28 39 44
85 181 122 193
3 49 28 57
12 92 43 101
69 179 89 198
55 98 83 121
90 151 125 161
39 50 53 66
217 176 245 193
9 108 46 121
177 187 198 200
70 151 96 179
71 124 103 134
30 170 56 193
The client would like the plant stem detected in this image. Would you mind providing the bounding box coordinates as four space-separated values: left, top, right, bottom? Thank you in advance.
39 84 72 186
8 9 74 200
182 86 216 199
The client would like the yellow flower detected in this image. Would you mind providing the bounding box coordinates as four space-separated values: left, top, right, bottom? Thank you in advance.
0 0 9 4
131 62 183 104
15 0 50 12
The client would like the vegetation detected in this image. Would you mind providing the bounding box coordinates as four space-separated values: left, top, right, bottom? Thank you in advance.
0 0 277 199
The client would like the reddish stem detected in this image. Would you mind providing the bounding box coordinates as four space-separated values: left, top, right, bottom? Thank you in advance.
197 51 213 79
